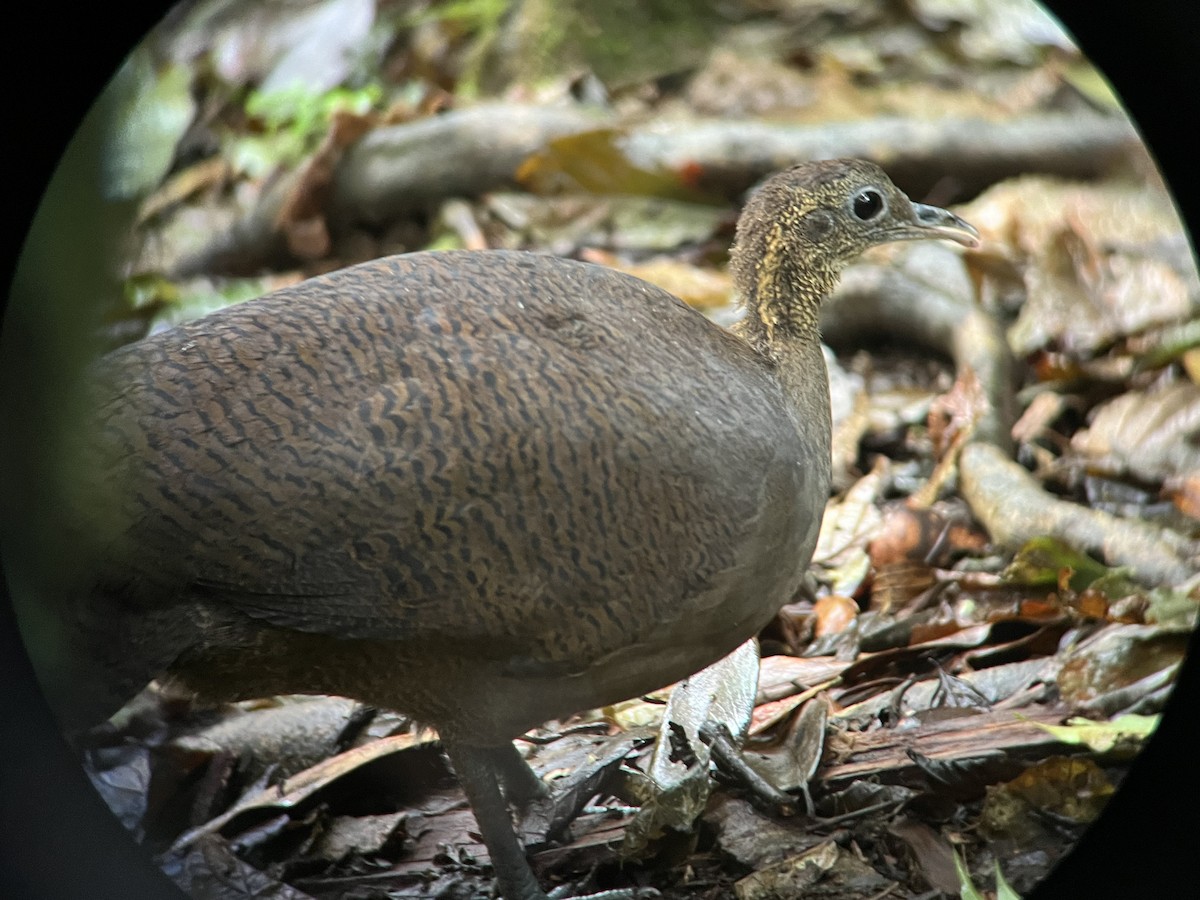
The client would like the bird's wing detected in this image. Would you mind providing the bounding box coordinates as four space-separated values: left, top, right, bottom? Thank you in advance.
83 253 799 659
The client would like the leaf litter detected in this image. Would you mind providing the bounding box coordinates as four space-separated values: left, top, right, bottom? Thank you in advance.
61 0 1200 898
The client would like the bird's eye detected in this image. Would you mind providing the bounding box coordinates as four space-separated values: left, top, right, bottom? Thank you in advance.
851 188 885 221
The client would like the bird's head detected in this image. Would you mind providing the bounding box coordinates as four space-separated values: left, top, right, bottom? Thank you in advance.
731 159 978 338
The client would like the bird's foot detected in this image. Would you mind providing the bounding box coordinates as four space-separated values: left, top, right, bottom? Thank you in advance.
546 886 660 899
492 742 552 808
543 861 660 900
700 722 798 816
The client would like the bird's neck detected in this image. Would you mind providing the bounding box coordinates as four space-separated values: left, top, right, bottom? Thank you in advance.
731 233 835 477
730 219 837 347
734 305 832 450
731 231 836 380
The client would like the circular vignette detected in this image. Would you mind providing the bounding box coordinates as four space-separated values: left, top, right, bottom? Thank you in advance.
1 3 1198 900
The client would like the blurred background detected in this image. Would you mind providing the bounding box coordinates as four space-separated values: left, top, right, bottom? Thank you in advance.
2 2 1198 899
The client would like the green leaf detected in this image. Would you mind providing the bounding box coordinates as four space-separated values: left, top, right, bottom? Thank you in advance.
995 861 1022 899
954 849 985 900
1030 714 1159 754
104 49 197 200
1062 61 1124 111
148 278 273 331
124 273 181 311
1145 586 1200 629
1004 536 1113 592
407 0 510 29
233 83 382 173
955 849 1024 899
245 83 380 132
225 133 305 179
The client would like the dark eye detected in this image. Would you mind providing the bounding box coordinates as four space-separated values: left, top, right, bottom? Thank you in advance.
851 188 885 221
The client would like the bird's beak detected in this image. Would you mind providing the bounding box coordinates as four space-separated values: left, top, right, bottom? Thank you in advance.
906 202 980 248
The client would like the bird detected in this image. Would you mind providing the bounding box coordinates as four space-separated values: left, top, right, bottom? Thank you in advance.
45 159 977 900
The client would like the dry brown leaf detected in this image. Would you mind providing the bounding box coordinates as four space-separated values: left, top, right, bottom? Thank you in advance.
959 178 1197 356
869 503 985 569
171 732 430 852
813 457 888 595
757 655 852 705
1071 379 1200 482
274 110 375 260
1011 390 1070 447
910 367 989 508
871 561 938 614
1056 623 1191 706
813 595 859 637
1165 471 1200 519
137 157 232 226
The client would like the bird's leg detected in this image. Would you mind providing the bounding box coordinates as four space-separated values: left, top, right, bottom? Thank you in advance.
444 738 549 900
489 742 551 807
444 740 661 900
547 887 660 900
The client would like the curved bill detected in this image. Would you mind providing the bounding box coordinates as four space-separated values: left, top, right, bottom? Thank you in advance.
909 201 980 248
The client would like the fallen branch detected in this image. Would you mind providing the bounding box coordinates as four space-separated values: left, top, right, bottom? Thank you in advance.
820 704 1071 784
165 108 1140 277
624 113 1142 197
169 104 602 276
330 104 604 225
822 248 1015 449
959 441 1200 586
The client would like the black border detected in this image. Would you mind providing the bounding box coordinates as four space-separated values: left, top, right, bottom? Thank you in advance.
1020 1 1200 895
3 11 189 900
2 2 1198 898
